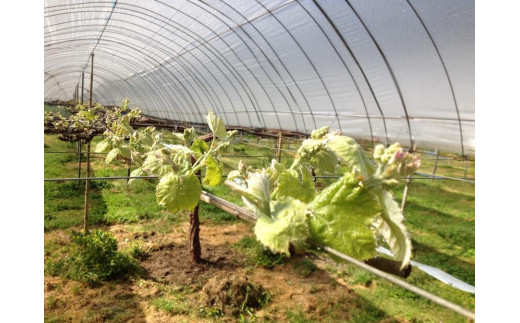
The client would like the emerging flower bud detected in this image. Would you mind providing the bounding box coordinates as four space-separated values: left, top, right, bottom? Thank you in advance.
374 144 385 161
238 160 248 176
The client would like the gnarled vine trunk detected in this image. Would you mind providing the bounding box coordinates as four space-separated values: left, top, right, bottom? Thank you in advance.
189 203 201 264
189 156 202 264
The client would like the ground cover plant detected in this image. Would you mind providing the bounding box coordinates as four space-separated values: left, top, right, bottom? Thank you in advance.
44 104 474 322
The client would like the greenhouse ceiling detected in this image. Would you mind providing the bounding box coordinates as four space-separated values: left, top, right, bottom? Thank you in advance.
44 0 474 155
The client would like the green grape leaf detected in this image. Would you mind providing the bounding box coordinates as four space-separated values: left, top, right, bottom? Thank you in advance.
265 159 286 188
308 201 377 260
225 170 271 218
309 148 337 174
206 111 227 138
118 146 132 159
277 168 315 203
156 172 201 213
117 122 134 136
226 170 242 181
254 197 309 255
131 150 144 165
106 148 120 164
373 190 412 268
307 171 379 260
191 138 209 155
142 151 173 176
183 128 195 146
297 139 338 174
95 139 111 153
166 144 194 157
308 172 362 210
203 156 222 186
128 168 144 184
325 134 375 177
310 126 329 139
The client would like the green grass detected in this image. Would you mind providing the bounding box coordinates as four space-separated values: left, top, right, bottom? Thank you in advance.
234 236 287 269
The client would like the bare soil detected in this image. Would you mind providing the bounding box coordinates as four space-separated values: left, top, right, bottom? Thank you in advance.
45 221 406 322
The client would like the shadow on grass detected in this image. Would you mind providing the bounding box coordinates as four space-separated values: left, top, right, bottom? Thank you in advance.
411 240 475 285
405 201 475 247
44 181 109 231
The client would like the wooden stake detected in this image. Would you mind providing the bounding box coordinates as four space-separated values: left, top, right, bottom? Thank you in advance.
432 149 440 180
401 175 412 211
77 140 82 187
83 142 91 231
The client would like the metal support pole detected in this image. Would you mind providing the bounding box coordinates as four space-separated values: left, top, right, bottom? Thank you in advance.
277 132 283 162
81 72 84 104
463 157 469 178
77 140 82 186
75 84 79 105
401 175 412 211
83 142 91 231
89 53 94 108
432 149 440 180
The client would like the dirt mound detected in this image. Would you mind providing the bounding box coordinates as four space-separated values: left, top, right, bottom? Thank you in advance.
201 274 270 316
140 241 244 285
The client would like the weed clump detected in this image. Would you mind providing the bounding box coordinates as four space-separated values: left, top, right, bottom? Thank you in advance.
45 230 141 284
234 236 286 268
291 258 317 278
201 275 270 317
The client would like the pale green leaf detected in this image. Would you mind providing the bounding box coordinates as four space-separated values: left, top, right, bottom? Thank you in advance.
95 139 111 153
106 148 120 164
142 151 173 176
277 168 315 203
183 128 195 146
119 146 132 159
142 152 162 173
203 156 222 186
308 178 379 259
131 150 144 165
225 170 271 218
117 122 134 136
307 171 379 260
374 190 412 268
165 144 194 157
310 126 329 139
308 201 377 260
265 159 286 188
297 139 338 174
308 172 362 210
254 197 309 255
156 172 201 213
191 138 209 155
325 134 375 177
128 168 145 184
206 111 227 138
226 170 242 181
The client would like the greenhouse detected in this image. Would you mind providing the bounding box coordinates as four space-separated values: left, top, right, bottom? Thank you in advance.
43 0 475 321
